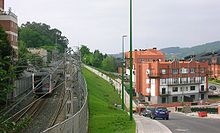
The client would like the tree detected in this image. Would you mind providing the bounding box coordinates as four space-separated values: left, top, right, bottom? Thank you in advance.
19 22 68 53
101 56 117 72
0 27 15 103
92 50 103 67
80 45 91 58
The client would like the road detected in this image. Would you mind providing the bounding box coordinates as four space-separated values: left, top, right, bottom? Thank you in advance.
158 113 220 133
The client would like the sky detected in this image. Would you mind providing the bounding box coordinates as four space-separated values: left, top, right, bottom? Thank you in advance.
5 0 220 54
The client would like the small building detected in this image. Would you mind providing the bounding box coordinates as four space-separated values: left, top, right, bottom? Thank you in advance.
0 0 18 56
27 48 48 63
125 48 209 104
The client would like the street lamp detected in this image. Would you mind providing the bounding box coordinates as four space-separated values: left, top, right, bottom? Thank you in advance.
122 35 127 111
129 0 133 120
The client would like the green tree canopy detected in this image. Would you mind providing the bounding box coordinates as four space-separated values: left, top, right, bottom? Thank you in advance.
0 27 15 102
19 22 68 53
101 56 117 72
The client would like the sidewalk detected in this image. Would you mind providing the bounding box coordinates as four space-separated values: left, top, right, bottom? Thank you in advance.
133 114 172 133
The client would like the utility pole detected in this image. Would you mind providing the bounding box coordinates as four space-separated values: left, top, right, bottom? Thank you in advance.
129 0 133 121
65 49 74 118
122 35 127 110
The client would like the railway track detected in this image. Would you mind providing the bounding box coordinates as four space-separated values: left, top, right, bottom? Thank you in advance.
49 87 67 127
13 98 47 123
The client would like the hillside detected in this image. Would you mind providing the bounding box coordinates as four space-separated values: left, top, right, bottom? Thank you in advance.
160 41 220 59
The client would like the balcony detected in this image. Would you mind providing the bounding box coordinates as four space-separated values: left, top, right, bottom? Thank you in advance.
148 73 160 78
0 11 17 19
160 91 171 96
167 80 203 86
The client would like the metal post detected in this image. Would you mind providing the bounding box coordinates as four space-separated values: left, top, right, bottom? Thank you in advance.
122 35 127 110
129 0 133 121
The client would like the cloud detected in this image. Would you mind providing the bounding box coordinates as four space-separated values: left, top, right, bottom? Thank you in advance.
5 0 220 53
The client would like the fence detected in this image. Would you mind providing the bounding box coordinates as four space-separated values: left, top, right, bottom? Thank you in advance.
42 69 88 133
84 65 137 110
11 76 32 99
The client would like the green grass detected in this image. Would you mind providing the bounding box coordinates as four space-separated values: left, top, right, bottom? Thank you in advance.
83 68 135 133
208 78 220 85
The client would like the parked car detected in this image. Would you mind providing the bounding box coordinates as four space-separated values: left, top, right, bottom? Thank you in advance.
209 85 217 90
141 107 155 117
150 107 170 120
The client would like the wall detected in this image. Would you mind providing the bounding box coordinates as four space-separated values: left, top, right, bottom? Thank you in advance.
84 65 137 110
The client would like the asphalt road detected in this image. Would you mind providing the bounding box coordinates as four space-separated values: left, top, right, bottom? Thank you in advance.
158 113 220 133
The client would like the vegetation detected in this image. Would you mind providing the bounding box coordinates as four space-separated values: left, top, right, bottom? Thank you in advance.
19 21 68 53
209 78 220 85
83 68 135 133
80 45 117 72
0 27 15 103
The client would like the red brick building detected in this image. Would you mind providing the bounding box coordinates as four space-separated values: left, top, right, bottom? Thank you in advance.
125 48 209 104
209 55 220 79
0 0 18 53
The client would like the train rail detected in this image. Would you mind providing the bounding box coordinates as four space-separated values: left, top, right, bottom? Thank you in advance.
13 98 47 123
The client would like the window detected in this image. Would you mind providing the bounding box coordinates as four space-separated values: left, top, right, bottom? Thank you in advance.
185 87 188 91
190 77 195 83
173 78 178 84
161 79 166 84
172 69 178 74
201 94 204 100
190 86 195 91
148 97 151 101
162 88 166 94
146 88 151 93
200 68 205 73
162 97 166 103
172 96 178 102
190 95 195 100
161 69 166 74
181 68 189 74
201 77 205 83
180 87 183 91
180 78 187 84
190 68 195 73
201 85 204 91
146 79 150 84
172 87 178 92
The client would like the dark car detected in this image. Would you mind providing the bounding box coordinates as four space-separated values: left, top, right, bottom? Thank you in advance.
150 107 169 120
209 85 217 90
142 107 155 117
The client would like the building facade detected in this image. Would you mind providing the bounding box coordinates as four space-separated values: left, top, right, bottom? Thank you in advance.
209 55 220 79
0 0 18 53
125 48 209 104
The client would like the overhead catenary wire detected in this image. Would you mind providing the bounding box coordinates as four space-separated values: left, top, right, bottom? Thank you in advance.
3 81 64 123
2 61 63 117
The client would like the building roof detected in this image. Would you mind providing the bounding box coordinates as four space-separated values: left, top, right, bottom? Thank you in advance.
125 48 165 58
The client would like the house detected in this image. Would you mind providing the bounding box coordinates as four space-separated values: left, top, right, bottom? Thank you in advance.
0 0 18 57
125 48 209 104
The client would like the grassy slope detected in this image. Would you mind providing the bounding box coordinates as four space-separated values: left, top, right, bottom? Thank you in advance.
83 68 135 133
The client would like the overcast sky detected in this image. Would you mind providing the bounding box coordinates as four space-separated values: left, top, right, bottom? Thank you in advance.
6 0 220 54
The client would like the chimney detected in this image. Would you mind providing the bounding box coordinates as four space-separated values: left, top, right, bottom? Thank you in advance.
153 47 157 50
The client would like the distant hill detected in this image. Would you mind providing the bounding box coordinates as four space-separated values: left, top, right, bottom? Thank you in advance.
160 41 220 59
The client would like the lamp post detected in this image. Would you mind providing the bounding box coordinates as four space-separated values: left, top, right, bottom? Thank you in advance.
129 0 133 121
122 35 127 111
